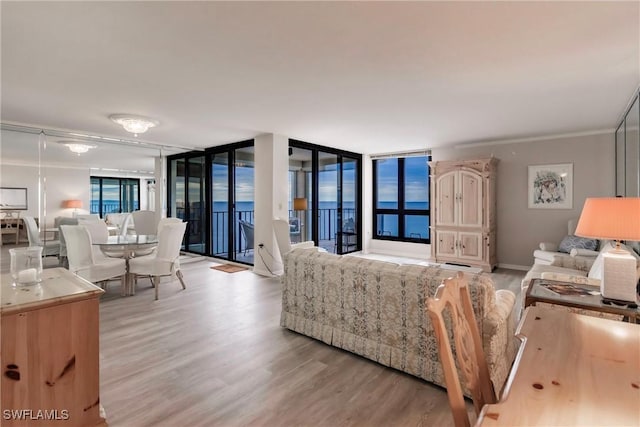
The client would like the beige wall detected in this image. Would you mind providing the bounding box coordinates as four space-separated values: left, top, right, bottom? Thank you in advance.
431 132 615 268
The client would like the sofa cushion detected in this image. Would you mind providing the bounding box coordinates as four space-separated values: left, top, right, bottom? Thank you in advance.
558 235 599 253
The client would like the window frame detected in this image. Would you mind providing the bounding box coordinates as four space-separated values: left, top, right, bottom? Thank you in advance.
372 155 431 244
90 176 140 217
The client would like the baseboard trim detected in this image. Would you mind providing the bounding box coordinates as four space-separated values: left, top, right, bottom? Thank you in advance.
497 263 530 271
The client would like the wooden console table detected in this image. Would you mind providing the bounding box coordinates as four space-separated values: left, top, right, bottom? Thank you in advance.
1 268 107 426
476 305 640 426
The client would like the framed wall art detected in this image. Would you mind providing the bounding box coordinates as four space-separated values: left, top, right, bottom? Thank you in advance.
528 163 573 209
0 187 28 210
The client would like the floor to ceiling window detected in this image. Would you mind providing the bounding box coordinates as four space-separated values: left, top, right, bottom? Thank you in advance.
208 142 255 264
289 140 362 254
168 154 206 254
90 177 139 217
372 153 431 243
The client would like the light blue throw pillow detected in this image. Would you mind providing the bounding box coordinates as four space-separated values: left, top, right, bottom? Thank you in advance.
558 235 599 253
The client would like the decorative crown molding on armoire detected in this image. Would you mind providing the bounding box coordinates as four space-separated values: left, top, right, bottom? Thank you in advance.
429 158 498 272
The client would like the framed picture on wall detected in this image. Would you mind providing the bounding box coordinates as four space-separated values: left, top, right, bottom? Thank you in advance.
0 187 28 210
528 163 573 209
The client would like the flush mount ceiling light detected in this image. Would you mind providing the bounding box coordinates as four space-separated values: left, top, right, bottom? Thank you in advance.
109 114 159 136
58 140 98 155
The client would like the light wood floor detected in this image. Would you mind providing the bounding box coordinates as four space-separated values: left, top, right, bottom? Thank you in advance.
0 245 525 426
98 258 524 427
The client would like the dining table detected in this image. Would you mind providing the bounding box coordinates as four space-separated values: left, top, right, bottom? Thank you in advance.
93 234 158 296
476 305 640 426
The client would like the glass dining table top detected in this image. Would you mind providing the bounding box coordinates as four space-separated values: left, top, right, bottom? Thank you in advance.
94 234 158 246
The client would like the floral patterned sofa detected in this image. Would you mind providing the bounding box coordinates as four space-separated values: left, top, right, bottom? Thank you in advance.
280 248 518 392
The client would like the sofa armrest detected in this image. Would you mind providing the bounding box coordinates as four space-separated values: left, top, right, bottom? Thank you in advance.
540 272 601 287
483 289 517 393
539 242 558 251
291 240 316 251
483 290 516 339
549 254 595 272
569 248 599 257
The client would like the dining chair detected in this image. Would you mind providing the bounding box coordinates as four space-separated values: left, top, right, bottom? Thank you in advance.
0 210 21 245
56 217 78 267
60 225 127 294
77 217 113 259
273 218 315 260
128 222 187 300
238 220 254 255
158 217 183 232
132 210 157 235
426 271 497 427
23 216 60 258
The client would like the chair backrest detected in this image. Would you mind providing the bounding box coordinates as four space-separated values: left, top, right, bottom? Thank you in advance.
426 272 496 427
155 222 187 261
273 218 292 257
60 225 95 271
132 210 157 235
239 220 254 250
23 216 42 246
158 217 183 233
57 217 79 256
78 218 109 244
120 213 134 237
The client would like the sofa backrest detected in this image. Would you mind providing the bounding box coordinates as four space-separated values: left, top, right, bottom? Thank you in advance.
282 248 497 334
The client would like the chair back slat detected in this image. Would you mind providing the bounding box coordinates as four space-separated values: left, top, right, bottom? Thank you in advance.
426 271 496 427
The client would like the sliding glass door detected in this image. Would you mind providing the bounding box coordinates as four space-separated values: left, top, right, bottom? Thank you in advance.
168 155 206 253
209 141 255 264
289 140 361 254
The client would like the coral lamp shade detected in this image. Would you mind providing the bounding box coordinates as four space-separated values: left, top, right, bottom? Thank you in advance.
63 199 83 209
575 197 640 241
294 198 308 210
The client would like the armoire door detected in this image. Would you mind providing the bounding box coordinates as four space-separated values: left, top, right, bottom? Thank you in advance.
458 170 483 227
458 231 483 261
436 171 456 226
435 230 457 257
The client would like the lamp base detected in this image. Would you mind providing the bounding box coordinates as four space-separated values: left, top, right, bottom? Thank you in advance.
601 250 638 303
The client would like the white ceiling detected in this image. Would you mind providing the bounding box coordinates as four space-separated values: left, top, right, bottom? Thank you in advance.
1 1 639 158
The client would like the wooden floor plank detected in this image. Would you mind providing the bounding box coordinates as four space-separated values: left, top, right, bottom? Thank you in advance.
1 245 525 426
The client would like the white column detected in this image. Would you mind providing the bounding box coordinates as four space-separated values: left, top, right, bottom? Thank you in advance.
154 154 166 226
253 134 289 276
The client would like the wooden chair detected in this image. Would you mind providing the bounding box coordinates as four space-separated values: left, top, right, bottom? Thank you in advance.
426 271 496 427
0 210 21 245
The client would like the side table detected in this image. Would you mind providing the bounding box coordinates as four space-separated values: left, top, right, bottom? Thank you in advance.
525 278 639 323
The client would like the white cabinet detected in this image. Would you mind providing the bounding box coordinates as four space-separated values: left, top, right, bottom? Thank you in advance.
430 158 498 272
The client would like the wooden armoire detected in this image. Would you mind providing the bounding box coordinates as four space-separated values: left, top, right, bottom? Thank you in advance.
429 158 498 272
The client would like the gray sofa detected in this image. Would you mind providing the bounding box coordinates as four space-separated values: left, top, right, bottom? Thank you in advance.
280 248 518 392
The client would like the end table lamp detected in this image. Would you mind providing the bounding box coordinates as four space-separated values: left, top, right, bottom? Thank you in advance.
575 197 640 302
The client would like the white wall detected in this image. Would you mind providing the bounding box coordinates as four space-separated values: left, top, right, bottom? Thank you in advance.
253 134 289 276
0 163 90 228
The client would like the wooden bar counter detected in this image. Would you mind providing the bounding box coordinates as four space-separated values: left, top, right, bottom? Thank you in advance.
1 268 107 426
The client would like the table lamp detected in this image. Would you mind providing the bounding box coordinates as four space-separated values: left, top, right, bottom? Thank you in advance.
293 198 308 211
575 197 640 302
63 199 83 217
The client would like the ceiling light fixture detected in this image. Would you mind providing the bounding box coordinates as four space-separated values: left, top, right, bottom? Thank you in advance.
58 140 97 155
109 114 159 136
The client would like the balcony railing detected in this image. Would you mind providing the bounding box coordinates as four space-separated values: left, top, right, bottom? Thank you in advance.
174 207 357 256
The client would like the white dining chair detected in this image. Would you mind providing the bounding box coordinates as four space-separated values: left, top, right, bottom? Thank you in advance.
273 218 315 259
23 216 60 258
77 218 112 259
132 210 157 235
158 217 183 232
56 217 78 267
60 225 127 294
128 222 187 300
